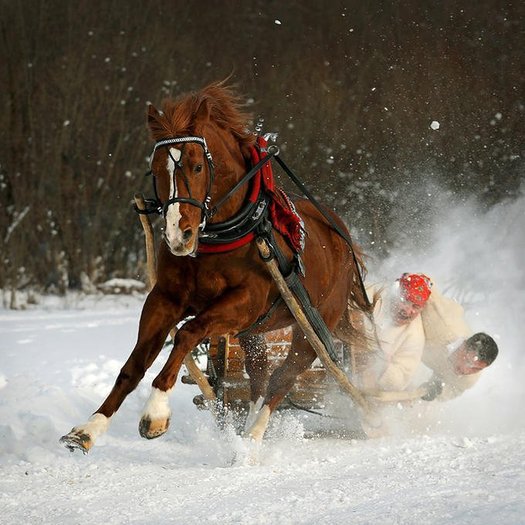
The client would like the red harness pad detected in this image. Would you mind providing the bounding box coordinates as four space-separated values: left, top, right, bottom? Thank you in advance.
251 137 305 254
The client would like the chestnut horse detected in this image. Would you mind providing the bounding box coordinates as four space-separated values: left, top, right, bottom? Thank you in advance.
60 82 370 452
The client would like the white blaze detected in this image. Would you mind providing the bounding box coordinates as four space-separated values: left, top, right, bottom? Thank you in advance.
164 147 184 247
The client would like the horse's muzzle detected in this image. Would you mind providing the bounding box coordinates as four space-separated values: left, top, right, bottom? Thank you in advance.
163 230 198 257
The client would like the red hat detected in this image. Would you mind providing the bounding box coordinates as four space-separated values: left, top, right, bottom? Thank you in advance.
398 273 432 306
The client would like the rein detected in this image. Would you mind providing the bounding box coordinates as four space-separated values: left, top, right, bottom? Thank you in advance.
272 154 371 308
209 148 277 216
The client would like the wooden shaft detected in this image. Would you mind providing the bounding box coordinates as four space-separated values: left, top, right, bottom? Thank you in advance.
362 387 427 402
134 193 217 404
256 238 371 414
133 193 157 290
183 354 217 401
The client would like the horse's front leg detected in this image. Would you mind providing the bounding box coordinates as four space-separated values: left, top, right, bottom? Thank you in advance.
60 288 181 453
139 288 261 439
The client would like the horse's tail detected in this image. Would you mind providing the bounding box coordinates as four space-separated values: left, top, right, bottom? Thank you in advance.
321 206 373 315
346 239 374 315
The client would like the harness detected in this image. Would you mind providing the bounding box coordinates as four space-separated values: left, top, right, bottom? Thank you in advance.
136 134 371 362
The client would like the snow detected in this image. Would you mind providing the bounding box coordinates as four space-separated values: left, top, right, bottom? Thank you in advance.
1 194 525 524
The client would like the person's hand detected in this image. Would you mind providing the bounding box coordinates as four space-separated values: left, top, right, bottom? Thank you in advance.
421 377 443 401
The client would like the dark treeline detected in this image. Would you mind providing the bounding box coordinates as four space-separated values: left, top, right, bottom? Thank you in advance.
1 0 523 294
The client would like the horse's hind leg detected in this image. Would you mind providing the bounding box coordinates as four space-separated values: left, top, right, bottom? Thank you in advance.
245 329 316 442
60 288 179 453
240 334 269 431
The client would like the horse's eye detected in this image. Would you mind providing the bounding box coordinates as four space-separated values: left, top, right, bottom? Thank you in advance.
194 164 203 174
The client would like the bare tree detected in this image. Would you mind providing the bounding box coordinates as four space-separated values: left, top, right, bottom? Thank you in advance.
0 0 523 300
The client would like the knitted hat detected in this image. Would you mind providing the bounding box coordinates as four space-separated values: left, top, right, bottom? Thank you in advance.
399 273 432 306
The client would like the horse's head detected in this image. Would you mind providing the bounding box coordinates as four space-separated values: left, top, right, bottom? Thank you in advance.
147 104 216 256
146 82 255 256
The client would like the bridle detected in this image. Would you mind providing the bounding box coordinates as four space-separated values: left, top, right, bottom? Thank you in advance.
147 136 215 229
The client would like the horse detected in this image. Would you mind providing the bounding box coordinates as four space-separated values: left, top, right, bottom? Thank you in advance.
60 81 370 452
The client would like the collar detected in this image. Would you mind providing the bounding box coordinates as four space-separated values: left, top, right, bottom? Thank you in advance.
197 180 269 253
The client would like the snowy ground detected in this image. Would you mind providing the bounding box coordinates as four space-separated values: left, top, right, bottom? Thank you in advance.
1 194 524 524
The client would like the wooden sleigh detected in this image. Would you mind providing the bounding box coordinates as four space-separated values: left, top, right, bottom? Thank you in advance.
184 331 356 413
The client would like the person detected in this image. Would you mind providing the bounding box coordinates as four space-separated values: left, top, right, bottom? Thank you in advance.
338 273 499 399
344 272 434 394
335 272 499 436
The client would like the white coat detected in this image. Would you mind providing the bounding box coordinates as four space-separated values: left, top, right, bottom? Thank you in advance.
359 282 426 392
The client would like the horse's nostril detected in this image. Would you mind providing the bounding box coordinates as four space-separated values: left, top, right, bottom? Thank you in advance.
182 228 193 242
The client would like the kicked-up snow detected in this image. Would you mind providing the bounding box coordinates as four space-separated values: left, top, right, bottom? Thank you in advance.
1 193 524 524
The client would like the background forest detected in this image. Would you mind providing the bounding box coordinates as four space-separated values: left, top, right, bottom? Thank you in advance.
1 0 523 297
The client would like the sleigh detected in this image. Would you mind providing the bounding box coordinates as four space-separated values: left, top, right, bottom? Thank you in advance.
184 330 356 413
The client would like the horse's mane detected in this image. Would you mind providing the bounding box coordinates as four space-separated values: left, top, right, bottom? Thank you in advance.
149 81 256 149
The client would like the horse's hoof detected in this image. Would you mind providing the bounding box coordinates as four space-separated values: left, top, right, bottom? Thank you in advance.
139 416 170 439
59 430 92 454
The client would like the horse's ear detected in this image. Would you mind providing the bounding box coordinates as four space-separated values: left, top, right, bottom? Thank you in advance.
195 98 211 123
147 104 161 128
147 104 166 139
